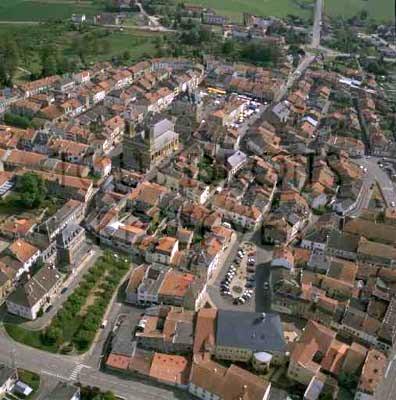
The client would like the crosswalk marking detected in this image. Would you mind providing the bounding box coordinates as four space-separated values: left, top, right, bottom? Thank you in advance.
69 364 89 381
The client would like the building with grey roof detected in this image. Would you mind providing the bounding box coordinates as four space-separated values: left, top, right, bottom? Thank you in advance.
0 363 18 395
269 101 290 125
39 199 84 241
215 310 286 364
111 314 139 357
227 150 247 176
6 265 63 320
136 265 169 306
123 115 179 172
56 223 86 270
43 382 80 400
326 230 359 261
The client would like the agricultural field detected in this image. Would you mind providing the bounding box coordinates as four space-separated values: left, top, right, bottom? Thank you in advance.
181 0 313 22
184 0 393 22
0 0 103 21
324 0 394 22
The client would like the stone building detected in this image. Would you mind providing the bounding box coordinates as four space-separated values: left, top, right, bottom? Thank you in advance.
123 115 179 172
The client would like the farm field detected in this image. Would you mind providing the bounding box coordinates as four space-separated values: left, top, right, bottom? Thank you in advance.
181 0 312 22
0 0 103 21
324 0 394 21
185 0 393 22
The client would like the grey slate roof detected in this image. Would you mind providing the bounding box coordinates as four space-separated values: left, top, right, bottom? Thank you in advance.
7 265 62 308
227 150 247 169
111 314 140 356
216 310 286 353
56 223 84 248
327 230 359 253
44 382 80 400
0 363 16 385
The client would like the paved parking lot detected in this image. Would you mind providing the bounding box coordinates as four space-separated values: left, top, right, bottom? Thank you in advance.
206 230 273 312
219 242 256 304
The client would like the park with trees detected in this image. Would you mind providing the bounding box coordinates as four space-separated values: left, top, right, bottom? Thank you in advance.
5 251 132 354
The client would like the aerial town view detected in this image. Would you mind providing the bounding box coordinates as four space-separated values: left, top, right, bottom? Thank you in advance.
0 0 394 399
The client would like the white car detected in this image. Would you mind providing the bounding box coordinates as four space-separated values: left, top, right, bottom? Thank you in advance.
391 201 395 207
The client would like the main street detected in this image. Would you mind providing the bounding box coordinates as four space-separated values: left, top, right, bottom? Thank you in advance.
274 0 323 102
311 0 323 48
0 324 188 400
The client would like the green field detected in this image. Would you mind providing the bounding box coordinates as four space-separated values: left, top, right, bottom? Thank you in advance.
183 0 312 21
0 0 103 21
325 0 394 21
0 23 162 77
185 0 393 21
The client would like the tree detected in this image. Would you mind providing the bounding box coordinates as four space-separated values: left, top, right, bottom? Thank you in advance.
338 371 359 391
41 54 58 77
0 38 20 85
4 113 31 129
222 40 235 55
360 10 368 20
319 393 333 400
93 392 116 400
122 50 131 62
240 42 281 66
43 325 63 346
16 172 47 209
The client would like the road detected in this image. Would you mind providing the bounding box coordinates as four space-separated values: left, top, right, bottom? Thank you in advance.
0 251 188 399
311 0 323 48
275 0 323 102
0 324 188 400
135 2 173 32
346 156 396 217
376 351 396 400
0 21 40 25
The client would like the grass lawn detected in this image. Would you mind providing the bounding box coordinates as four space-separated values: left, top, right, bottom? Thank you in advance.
5 323 59 352
90 29 160 63
0 0 103 21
